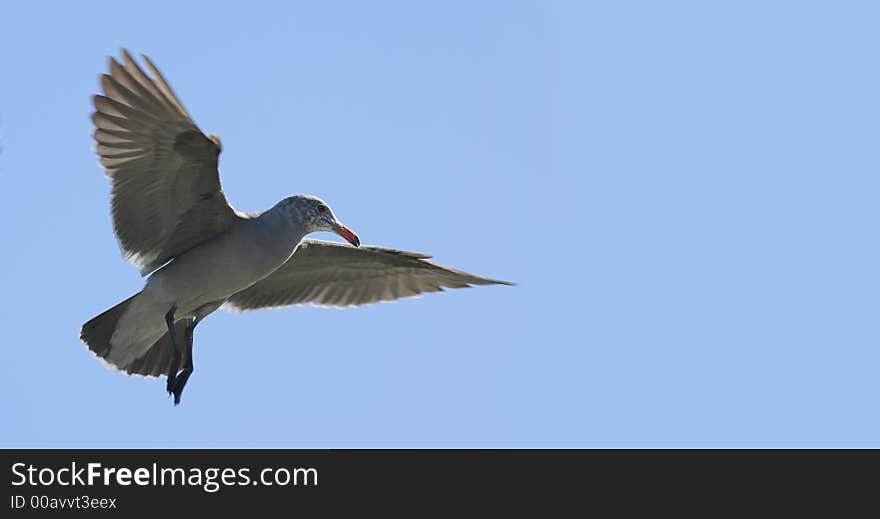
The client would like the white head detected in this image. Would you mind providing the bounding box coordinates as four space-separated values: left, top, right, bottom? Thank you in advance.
275 195 360 246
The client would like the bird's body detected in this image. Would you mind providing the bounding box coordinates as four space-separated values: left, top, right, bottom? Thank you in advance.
81 50 512 404
145 210 304 313
107 209 303 368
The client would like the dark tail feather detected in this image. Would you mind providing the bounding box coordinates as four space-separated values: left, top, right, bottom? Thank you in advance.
80 294 190 378
125 322 191 377
80 294 139 360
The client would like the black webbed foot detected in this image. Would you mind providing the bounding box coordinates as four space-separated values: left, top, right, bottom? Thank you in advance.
171 369 192 405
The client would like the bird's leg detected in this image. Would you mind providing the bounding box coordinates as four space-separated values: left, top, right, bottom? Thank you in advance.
171 318 197 405
164 306 181 395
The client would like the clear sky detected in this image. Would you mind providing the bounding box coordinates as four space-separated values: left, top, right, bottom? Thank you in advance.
2 1 878 447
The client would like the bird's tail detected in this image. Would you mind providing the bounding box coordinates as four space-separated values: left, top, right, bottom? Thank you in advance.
80 293 188 378
81 294 139 361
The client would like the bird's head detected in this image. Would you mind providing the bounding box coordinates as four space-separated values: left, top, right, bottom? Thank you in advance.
279 195 360 247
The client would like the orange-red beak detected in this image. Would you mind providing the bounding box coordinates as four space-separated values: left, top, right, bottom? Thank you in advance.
335 223 360 247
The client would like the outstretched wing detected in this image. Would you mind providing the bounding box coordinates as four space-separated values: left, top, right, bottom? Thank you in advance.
224 239 514 310
92 49 241 275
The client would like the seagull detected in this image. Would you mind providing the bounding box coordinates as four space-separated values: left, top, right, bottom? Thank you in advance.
80 50 513 404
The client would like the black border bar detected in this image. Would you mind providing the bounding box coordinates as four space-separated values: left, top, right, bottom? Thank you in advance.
3 450 877 513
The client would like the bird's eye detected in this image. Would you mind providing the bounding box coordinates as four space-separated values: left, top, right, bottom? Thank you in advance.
317 206 327 213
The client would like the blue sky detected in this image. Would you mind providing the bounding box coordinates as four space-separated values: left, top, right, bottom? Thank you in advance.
2 1 878 447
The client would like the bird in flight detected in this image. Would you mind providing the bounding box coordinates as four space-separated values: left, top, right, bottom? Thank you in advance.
80 50 513 404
